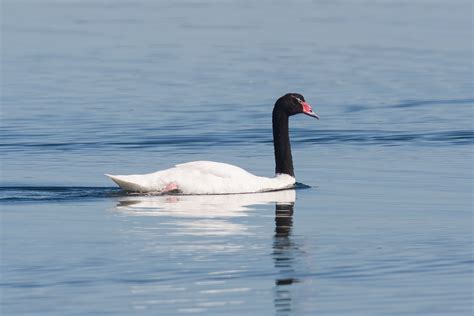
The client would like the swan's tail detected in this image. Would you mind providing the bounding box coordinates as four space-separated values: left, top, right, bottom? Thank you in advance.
105 174 148 192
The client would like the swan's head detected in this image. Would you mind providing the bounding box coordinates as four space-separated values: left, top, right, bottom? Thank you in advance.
276 93 319 119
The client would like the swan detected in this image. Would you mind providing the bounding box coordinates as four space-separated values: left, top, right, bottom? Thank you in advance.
105 93 319 194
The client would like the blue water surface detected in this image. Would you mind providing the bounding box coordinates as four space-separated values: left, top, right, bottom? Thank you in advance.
1 0 473 315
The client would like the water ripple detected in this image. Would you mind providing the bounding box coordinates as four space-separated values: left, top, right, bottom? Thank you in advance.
0 184 307 203
346 98 474 112
0 129 472 152
0 186 123 203
390 98 474 109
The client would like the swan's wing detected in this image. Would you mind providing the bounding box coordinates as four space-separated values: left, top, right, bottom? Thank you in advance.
105 161 254 193
174 161 255 179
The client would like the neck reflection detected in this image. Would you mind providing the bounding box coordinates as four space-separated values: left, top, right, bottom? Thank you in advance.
273 202 298 315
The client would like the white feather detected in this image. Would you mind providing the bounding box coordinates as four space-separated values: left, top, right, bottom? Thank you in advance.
106 160 295 194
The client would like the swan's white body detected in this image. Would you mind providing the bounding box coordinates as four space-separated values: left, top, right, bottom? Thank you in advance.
106 161 295 194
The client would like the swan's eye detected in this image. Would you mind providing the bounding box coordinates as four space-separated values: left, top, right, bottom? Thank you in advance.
294 97 303 104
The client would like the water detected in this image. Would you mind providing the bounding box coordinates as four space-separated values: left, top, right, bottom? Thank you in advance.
1 0 473 315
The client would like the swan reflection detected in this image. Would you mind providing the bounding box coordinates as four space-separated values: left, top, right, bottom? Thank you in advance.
113 189 300 313
116 190 296 216
115 190 296 236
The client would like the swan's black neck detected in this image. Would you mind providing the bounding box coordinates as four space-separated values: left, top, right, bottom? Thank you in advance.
272 107 294 177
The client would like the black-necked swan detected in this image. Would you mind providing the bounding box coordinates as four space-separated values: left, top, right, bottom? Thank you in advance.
106 93 319 194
